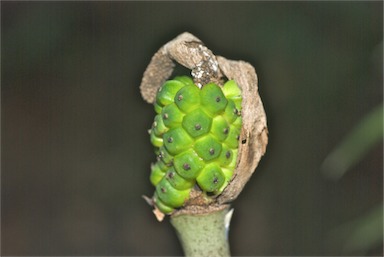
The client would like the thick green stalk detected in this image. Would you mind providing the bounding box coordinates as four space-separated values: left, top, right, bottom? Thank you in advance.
170 206 231 257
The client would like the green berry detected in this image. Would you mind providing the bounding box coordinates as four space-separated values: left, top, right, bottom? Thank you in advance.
223 99 239 124
161 103 185 128
194 135 222 161
222 80 242 99
164 127 193 155
165 168 194 190
156 178 190 208
200 83 228 116
182 108 212 138
217 144 233 167
156 80 184 107
211 115 230 142
227 149 238 170
174 148 205 180
196 163 225 193
154 102 163 114
150 163 166 186
222 80 242 111
175 85 201 113
157 159 168 172
158 146 173 166
224 125 241 149
150 132 163 148
153 194 174 214
152 114 168 136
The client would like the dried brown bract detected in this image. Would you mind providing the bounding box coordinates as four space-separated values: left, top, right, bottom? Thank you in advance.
140 32 268 215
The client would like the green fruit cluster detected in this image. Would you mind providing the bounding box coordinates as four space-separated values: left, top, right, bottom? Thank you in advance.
149 76 242 214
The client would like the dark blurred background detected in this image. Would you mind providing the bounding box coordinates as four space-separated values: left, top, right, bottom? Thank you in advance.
1 2 383 256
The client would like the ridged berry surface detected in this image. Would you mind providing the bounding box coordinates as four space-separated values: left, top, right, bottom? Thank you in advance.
149 76 242 214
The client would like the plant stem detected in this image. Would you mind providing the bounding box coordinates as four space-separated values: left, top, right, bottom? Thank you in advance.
170 206 231 257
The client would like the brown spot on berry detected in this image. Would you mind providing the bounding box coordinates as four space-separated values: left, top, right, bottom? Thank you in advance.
163 113 169 120
167 172 175 179
209 148 215 155
213 177 219 184
183 163 191 170
177 94 183 101
234 108 239 115
216 96 221 102
160 187 166 193
223 128 229 134
195 124 202 130
226 151 231 159
236 135 240 140
167 137 173 143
